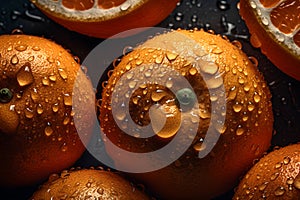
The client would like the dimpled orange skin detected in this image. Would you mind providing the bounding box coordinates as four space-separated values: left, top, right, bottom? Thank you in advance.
99 29 274 199
31 169 151 200
234 143 300 199
32 0 179 38
0 34 94 187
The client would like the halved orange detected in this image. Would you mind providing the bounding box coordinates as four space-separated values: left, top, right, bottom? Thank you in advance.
239 0 300 80
30 0 179 38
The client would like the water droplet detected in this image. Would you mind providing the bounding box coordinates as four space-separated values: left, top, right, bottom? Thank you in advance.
64 94 72 106
61 142 68 152
283 157 291 165
274 186 285 196
16 63 34 87
233 103 243 112
120 2 131 11
45 125 53 136
27 55 34 61
166 52 178 61
206 76 223 89
32 46 40 51
261 17 269 26
238 77 245 84
270 172 279 181
37 103 43 114
275 162 282 169
286 177 294 185
254 93 261 103
49 75 56 82
217 0 230 11
294 174 300 189
25 107 34 118
259 182 268 191
250 1 256 8
193 142 206 152
42 77 50 86
248 102 255 112
200 62 219 75
189 67 198 75
231 40 242 49
15 45 27 52
236 125 245 136
135 59 143 66
11 54 19 65
52 103 59 112
128 81 136 89
151 90 166 102
166 78 173 88
58 68 68 80
63 117 70 125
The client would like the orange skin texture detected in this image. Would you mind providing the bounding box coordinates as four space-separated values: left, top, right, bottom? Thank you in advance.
234 143 300 199
31 169 151 200
32 0 179 38
239 0 300 80
0 35 94 187
99 30 274 199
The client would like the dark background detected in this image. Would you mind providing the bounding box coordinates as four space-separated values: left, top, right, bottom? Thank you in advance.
0 0 299 199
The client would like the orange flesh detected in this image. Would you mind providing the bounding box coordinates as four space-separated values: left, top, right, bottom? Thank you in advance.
62 0 95 10
294 31 300 47
98 0 127 9
259 0 281 8
270 0 300 34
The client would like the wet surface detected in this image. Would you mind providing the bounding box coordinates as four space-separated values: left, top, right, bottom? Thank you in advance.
0 0 299 199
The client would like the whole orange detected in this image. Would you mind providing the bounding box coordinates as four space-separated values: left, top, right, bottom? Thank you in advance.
0 34 94 187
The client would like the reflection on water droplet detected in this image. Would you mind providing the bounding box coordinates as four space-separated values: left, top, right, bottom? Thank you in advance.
61 142 68 152
37 103 43 114
58 68 68 80
254 93 261 103
189 67 198 75
45 125 53 136
49 75 56 82
236 125 245 136
283 157 291 165
120 2 131 11
32 46 40 51
64 94 72 106
25 107 34 118
42 77 50 86
17 63 34 87
217 0 230 11
193 142 206 152
52 103 59 112
15 45 27 52
274 186 285 196
151 90 166 102
294 174 300 189
233 102 242 112
63 117 70 125
166 52 178 61
11 54 19 65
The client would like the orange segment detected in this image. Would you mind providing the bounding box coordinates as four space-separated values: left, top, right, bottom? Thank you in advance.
98 0 127 9
270 0 300 34
259 0 281 8
62 0 94 11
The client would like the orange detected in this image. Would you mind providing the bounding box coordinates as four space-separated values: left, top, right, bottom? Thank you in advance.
99 29 274 199
31 168 151 199
0 34 94 187
239 0 300 80
30 0 179 38
234 143 300 199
